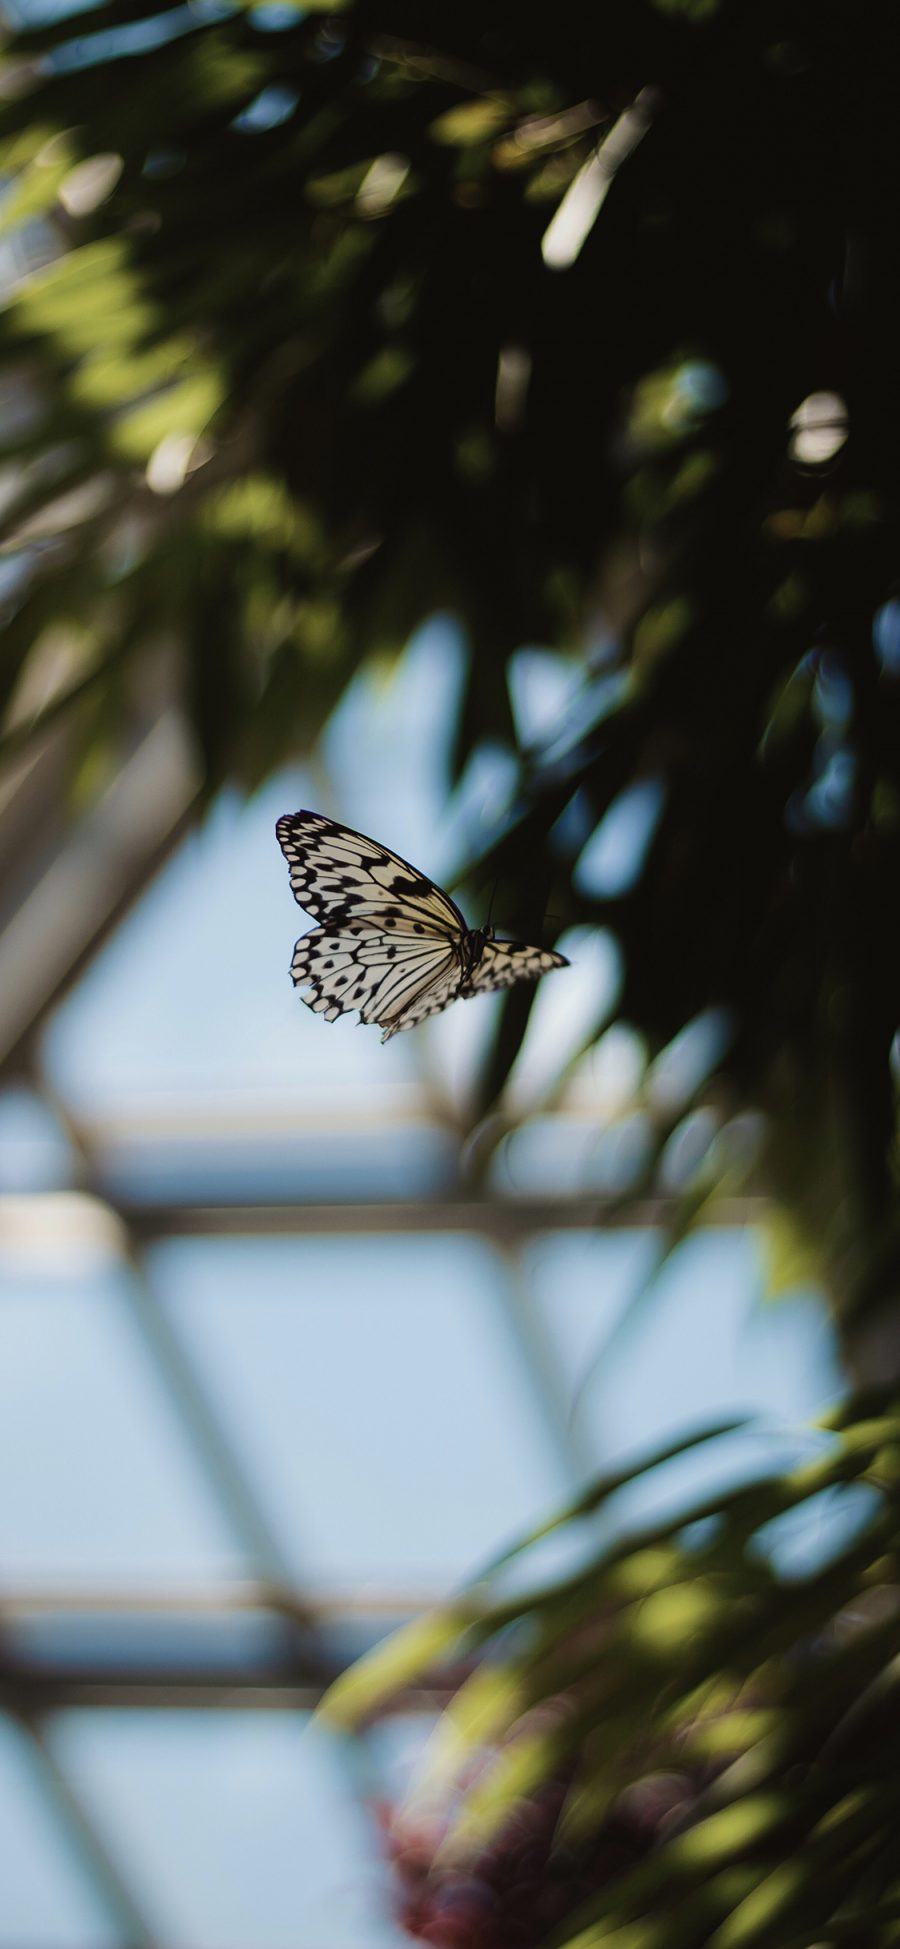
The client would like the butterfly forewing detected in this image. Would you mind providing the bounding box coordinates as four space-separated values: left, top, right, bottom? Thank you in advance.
277 811 567 1040
276 811 464 934
468 937 570 995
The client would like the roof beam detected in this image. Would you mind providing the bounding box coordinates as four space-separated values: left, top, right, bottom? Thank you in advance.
0 711 198 1074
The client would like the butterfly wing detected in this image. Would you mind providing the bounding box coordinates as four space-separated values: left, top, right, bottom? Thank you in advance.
290 924 461 1039
468 936 569 995
276 811 465 935
377 959 467 1040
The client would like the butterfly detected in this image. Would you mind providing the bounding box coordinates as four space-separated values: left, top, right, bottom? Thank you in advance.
276 810 569 1042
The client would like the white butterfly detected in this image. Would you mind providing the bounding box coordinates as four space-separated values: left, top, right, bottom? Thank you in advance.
276 811 569 1042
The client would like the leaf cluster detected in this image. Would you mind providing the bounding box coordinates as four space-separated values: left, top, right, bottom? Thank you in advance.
1 6 898 1303
326 1406 900 1949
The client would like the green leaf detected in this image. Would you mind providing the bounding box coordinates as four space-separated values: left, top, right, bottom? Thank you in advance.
478 1419 748 1579
429 98 512 146
109 368 225 461
672 1794 793 1874
759 1205 827 1301
319 1607 476 1730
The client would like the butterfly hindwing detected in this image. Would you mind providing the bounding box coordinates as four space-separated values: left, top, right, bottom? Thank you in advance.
378 960 466 1040
468 937 570 995
290 925 461 1040
276 810 464 934
349 937 459 1035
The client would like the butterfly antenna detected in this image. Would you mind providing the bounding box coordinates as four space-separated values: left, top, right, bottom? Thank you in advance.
486 879 498 929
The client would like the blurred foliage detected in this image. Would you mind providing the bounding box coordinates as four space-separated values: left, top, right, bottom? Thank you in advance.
3 2 900 1940
0 0 898 1330
327 1404 900 1949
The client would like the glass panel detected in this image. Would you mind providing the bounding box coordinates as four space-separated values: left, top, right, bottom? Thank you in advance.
41 767 428 1117
523 1229 662 1468
88 1124 458 1207
0 1087 74 1192
0 1715 121 1948
493 1113 655 1196
0 1251 249 1584
528 1228 844 1531
148 1235 573 1590
502 928 623 1120
51 1710 402 1949
322 619 465 879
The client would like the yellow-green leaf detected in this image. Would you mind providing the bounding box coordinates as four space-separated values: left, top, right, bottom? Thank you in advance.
430 97 511 146
320 1608 471 1730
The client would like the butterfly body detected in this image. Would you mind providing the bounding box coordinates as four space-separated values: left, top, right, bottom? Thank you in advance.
276 811 567 1041
456 923 491 992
